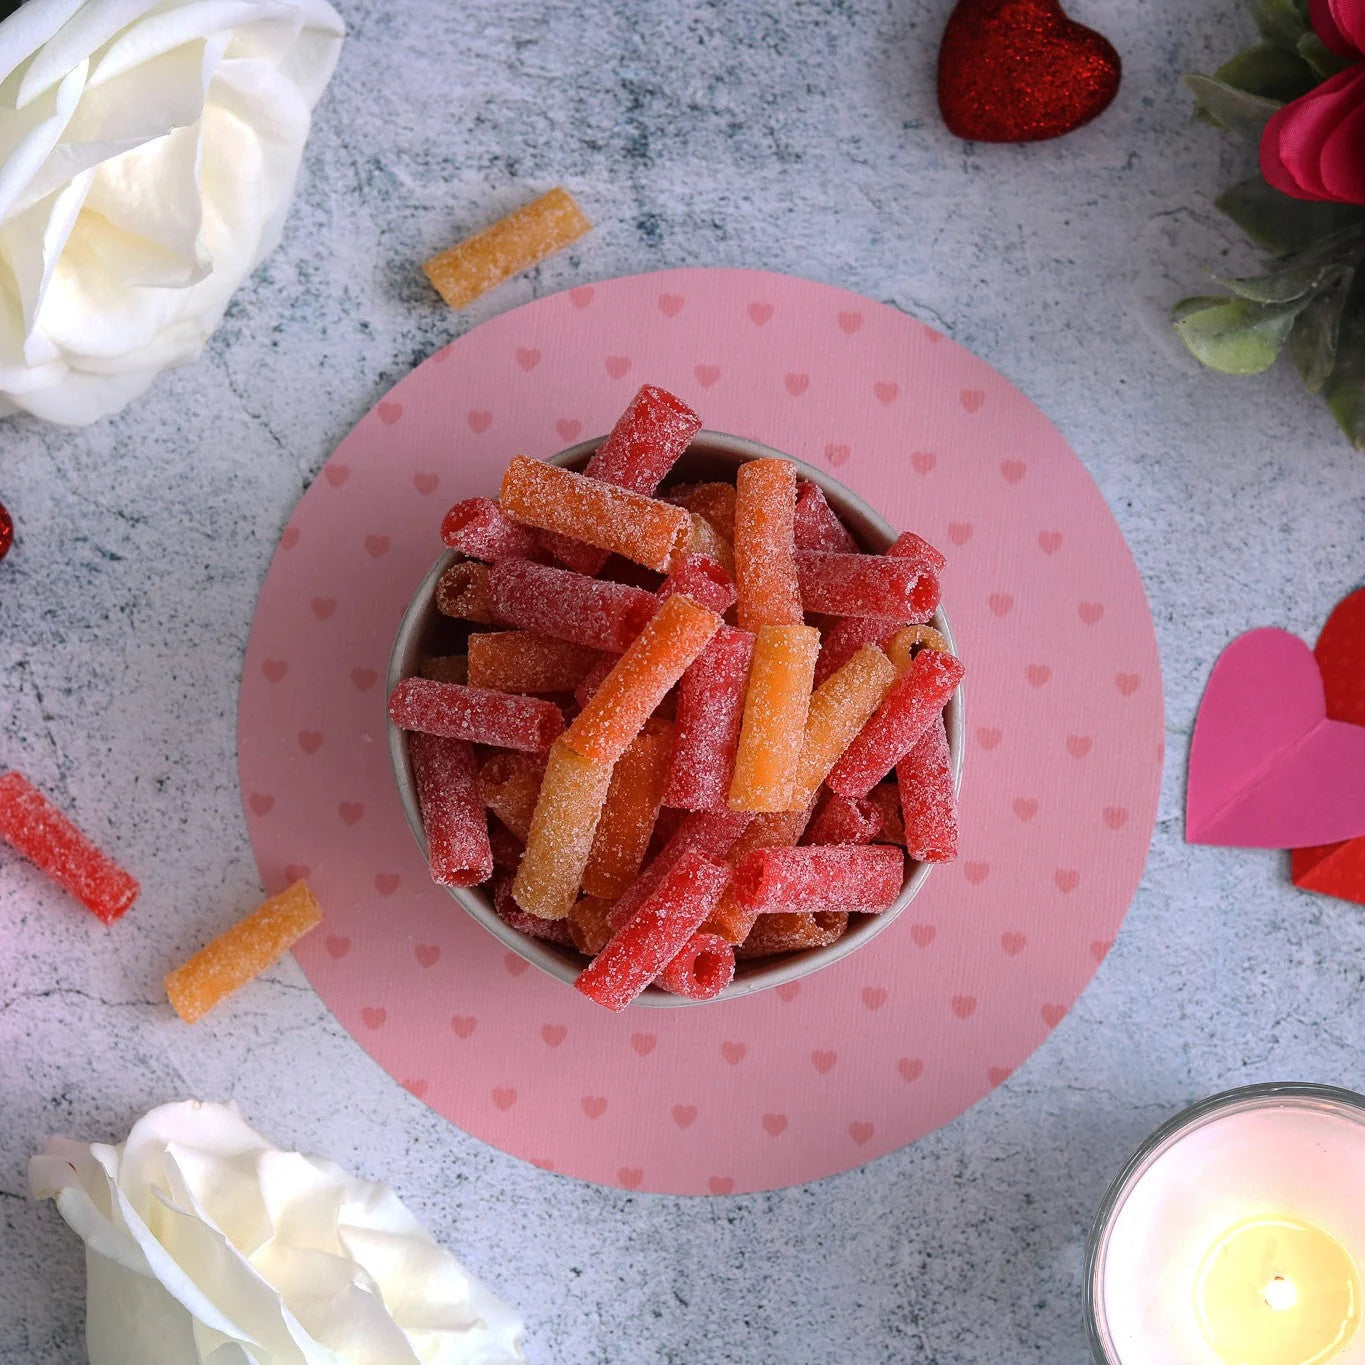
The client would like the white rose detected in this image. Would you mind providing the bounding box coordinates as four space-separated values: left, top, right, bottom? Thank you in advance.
0 0 344 425
30 1100 528 1364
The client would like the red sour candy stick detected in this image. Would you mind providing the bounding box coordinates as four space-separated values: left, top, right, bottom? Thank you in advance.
488 819 524 872
795 552 940 620
794 481 858 554
897 715 959 862
658 931 735 1000
493 876 575 945
827 649 965 800
440 497 545 561
731 844 905 914
658 553 737 616
487 558 656 654
0 771 138 923
814 618 899 687
575 851 732 1011
408 733 493 887
388 677 564 753
804 790 881 846
889 530 948 573
663 625 755 811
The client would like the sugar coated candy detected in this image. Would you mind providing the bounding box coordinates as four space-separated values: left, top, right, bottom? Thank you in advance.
795 551 939 621
658 931 735 1000
897 715 959 862
814 618 899 687
466 631 599 694
582 721 673 899
440 498 546 562
389 677 564 753
805 790 882 846
886 625 950 670
736 911 847 958
734 458 803 631
658 553 736 616
411 732 494 887
479 751 546 843
664 625 755 811
568 895 617 955
731 845 905 915
493 877 575 946
435 561 498 623
793 480 859 554
703 808 810 944
487 558 656 654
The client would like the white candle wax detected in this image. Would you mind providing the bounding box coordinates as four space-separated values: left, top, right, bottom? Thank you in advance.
1089 1087 1365 1365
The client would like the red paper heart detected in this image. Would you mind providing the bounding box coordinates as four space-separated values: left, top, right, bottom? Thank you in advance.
938 0 1121 143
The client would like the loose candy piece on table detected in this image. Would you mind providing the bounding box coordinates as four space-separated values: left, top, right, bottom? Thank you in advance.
388 677 564 753
787 644 898 811
814 618 900 687
420 655 469 685
582 721 674 899
435 561 498 623
659 552 736 616
0 771 138 924
501 455 691 574
493 876 575 946
479 751 546 843
487 557 658 654
164 880 323 1023
466 631 600 694
736 911 848 959
886 625 950 669
569 894 617 955
867 782 905 845
658 931 736 1000
664 625 755 811
440 498 546 562
668 481 736 543
512 738 615 920
575 851 732 1011
794 480 859 554
562 593 720 764
897 714 959 862
795 551 939 621
827 648 966 801
805 790 882 846
731 844 905 915
423 186 591 310
703 808 811 944
410 732 494 887
733 458 803 631
729 623 821 812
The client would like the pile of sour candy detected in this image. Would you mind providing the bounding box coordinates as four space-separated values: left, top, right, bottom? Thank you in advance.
388 385 965 1011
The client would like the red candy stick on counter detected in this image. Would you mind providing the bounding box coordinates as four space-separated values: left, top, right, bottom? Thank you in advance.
804 790 881 846
664 625 755 811
795 551 940 620
0 771 138 923
658 553 736 616
388 677 564 753
794 481 858 554
575 851 731 1011
730 844 905 915
487 558 656 654
440 497 545 562
827 649 965 800
658 931 735 1000
409 733 494 887
897 715 959 863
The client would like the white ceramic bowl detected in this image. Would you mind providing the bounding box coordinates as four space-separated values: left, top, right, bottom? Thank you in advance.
388 430 965 1006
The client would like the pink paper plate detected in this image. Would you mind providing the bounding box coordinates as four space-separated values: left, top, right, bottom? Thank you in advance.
238 267 1162 1195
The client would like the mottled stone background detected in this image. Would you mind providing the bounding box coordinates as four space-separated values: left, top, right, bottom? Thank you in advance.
2 2 1363 1361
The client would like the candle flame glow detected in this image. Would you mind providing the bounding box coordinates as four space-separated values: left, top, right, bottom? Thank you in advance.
1263 1276 1299 1313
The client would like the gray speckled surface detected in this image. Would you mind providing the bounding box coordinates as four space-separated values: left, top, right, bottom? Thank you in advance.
2 1 1364 1361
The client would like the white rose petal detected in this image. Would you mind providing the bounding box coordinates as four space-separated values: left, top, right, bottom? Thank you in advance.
30 1100 529 1365
0 0 343 425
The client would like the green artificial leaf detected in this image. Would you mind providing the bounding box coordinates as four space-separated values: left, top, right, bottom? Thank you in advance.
1252 0 1311 48
1183 74 1284 138
1213 258 1340 302
1298 32 1355 79
1324 276 1365 444
1173 294 1309 372
1215 43 1318 100
1289 265 1354 391
1215 177 1365 252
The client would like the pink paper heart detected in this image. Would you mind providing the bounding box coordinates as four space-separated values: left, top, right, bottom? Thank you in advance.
1187 628 1365 847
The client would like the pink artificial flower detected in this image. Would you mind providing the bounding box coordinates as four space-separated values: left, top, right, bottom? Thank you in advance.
1261 0 1365 202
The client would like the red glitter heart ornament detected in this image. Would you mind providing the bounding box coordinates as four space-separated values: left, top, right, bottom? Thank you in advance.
938 0 1121 143
0 499 11 561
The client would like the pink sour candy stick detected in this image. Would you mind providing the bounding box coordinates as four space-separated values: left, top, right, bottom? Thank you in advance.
658 931 736 1000
663 625 755 811
440 498 545 561
897 714 959 862
814 618 899 687
730 844 905 914
658 553 737 616
409 732 494 887
794 481 859 554
492 876 575 945
826 649 965 800
0 771 138 924
795 551 940 620
486 558 657 653
575 851 732 1011
388 677 564 753
544 386 702 574
804 790 882 846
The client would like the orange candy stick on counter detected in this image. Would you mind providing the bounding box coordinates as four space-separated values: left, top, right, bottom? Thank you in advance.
423 187 591 311
728 623 821 812
511 738 615 920
501 455 691 574
582 721 673 899
562 593 720 764
165 880 323 1023
733 458 803 631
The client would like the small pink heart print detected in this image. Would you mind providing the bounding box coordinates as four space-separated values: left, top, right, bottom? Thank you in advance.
504 954 529 978
555 418 582 443
1000 459 1026 483
413 472 439 496
694 364 721 388
861 986 887 1010
721 1040 747 1065
451 1015 477 1038
898 1058 924 1083
837 310 863 334
988 1066 1013 1086
951 996 978 1019
977 727 1002 750
1079 602 1105 626
964 861 989 885
280 527 301 550
1090 939 1113 962
325 935 350 959
748 301 774 325
1042 1003 1068 1028
467 410 493 434
762 1113 788 1137
910 451 936 475
414 944 440 968
811 1050 838 1074
283 863 310 884
297 730 323 755
364 534 390 558
323 464 350 487
569 286 595 309
533 1158 554 1171
1026 664 1051 688
338 802 364 826
784 372 810 396
491 1087 517 1110
515 347 541 371
825 443 851 468
248 793 274 817
948 522 973 546
1038 530 1063 554
1054 869 1080 893
775 982 800 1002
873 381 899 405
378 401 403 426
960 389 986 413
618 1167 644 1189
989 593 1014 618
658 293 685 317
631 1032 657 1056
708 1176 735 1195
849 1121 874 1146
1066 735 1093 759
310 596 336 621
374 873 401 896
361 1006 386 1030
581 1096 607 1120
672 1104 698 1128
1000 932 1026 957
262 659 287 684
1012 797 1039 822
541 1023 567 1047
605 356 631 379
1104 806 1130 830
403 1079 428 1098
910 923 936 948
1115 673 1141 696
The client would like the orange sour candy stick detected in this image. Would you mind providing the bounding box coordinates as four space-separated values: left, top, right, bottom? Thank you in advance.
886 625 950 670
582 721 673 899
467 630 600 694
733 458 803 631
479 751 546 843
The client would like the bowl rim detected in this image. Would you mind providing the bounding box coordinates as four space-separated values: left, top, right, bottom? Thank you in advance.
387 428 965 1007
